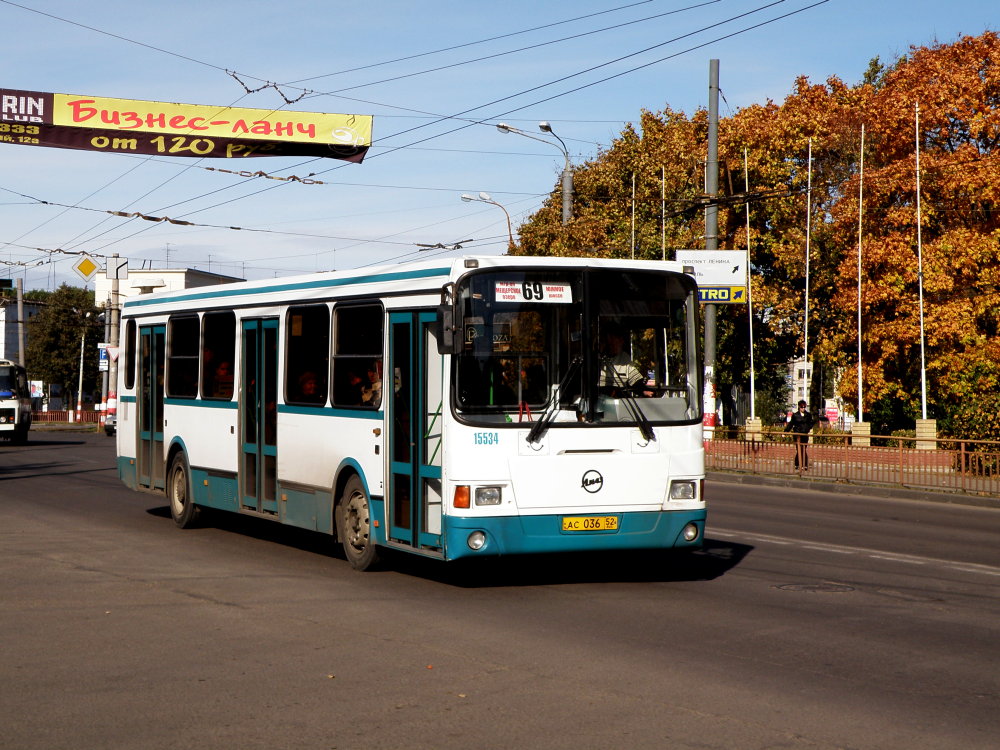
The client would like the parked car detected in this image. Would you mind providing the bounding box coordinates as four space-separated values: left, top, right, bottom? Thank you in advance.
104 413 116 436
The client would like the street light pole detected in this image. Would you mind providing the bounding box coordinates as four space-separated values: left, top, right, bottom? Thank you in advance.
76 312 90 423
461 192 514 250
496 121 572 225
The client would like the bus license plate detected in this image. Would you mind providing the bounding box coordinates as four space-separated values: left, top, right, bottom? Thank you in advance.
561 516 619 531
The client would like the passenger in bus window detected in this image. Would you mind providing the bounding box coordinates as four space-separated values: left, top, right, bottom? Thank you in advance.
342 369 364 404
297 371 323 404
362 360 382 408
213 361 234 397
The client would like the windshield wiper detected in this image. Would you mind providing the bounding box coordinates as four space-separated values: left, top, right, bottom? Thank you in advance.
526 357 581 444
608 369 655 442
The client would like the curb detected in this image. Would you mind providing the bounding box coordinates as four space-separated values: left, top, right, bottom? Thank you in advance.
30 424 101 432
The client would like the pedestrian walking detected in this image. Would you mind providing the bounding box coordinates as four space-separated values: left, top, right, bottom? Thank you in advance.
784 400 815 470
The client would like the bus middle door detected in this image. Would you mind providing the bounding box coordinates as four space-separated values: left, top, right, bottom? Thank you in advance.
388 311 443 553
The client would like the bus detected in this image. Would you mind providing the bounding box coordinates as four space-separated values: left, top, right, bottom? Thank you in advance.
0 360 31 443
115 256 705 570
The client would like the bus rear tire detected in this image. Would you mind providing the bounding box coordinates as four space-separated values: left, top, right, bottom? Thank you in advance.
336 476 380 571
168 452 200 528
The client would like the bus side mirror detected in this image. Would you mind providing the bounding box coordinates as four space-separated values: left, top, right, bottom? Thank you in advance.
436 305 459 354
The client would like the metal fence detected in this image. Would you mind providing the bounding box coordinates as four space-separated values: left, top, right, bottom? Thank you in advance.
705 430 1000 498
32 410 102 424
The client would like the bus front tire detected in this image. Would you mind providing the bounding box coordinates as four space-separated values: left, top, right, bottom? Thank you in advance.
336 476 379 571
168 452 200 528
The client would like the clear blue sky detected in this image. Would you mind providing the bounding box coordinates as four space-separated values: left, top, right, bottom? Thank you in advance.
1 0 995 291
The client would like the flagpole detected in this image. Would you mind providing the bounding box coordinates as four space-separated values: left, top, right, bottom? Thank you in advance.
857 125 865 423
916 102 928 419
745 149 756 420
803 138 812 406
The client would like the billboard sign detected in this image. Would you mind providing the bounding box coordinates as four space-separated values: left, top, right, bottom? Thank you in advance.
675 250 748 304
0 88 372 162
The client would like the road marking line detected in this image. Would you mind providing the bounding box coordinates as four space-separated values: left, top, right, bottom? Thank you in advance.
710 528 1000 576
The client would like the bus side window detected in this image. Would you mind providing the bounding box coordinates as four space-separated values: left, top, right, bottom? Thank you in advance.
332 304 383 409
285 305 329 406
166 316 199 398
201 311 236 400
123 319 136 390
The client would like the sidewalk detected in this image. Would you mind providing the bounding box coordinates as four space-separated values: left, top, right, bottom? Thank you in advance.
708 469 1000 510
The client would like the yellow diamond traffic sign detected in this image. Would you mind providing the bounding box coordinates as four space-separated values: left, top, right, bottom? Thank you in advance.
72 255 101 282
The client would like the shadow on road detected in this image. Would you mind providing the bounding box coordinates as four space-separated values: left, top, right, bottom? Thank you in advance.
407 537 753 588
146 506 753 587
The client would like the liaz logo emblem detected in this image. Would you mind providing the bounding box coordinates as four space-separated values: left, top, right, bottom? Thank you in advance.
581 470 603 493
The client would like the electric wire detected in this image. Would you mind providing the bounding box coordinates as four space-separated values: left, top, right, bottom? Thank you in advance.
2 0 831 281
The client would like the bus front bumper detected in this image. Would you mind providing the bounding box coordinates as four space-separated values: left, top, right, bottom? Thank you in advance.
442 509 706 561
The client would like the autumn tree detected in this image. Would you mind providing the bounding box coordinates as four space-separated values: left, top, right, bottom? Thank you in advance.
513 31 1000 439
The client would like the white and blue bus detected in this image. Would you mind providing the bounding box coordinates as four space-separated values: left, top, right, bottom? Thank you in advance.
0 359 31 443
115 256 705 570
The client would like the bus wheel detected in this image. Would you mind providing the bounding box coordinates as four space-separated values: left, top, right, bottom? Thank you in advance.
336 476 379 571
168 452 200 528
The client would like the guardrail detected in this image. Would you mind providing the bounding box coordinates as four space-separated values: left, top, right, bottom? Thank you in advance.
32 410 102 424
706 430 1000 498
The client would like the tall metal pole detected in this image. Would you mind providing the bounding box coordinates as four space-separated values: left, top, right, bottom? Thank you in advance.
857 125 865 423
915 103 928 419
744 149 756 420
108 255 120 420
76 326 85 423
803 138 812 406
100 298 110 429
15 278 25 368
631 173 636 259
703 59 720 433
661 166 666 260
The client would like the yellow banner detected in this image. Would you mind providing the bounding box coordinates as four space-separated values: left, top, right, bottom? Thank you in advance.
1 88 372 161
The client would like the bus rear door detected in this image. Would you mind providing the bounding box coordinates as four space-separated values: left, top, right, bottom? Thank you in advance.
240 318 279 516
137 325 165 490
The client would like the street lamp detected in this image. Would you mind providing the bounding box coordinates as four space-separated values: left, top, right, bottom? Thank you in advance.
496 121 572 225
461 192 514 251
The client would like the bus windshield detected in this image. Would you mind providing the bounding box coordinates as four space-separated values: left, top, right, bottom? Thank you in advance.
0 366 18 398
453 267 701 427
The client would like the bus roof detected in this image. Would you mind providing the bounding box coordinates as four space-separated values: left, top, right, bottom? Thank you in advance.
121 256 694 314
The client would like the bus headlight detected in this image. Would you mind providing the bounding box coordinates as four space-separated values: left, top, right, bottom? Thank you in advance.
467 531 487 550
682 523 700 542
474 486 502 506
669 480 697 500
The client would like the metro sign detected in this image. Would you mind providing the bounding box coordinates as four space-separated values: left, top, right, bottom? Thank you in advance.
697 286 747 303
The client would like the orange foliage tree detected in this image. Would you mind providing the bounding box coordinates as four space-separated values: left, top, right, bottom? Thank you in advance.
513 31 1000 438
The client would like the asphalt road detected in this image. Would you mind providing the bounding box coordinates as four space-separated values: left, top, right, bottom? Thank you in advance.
1 432 998 750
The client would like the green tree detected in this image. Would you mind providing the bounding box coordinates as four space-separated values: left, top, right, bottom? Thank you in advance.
25 284 102 404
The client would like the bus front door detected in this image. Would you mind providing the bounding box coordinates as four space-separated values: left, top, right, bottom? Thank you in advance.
240 318 278 516
388 311 443 552
137 325 165 490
